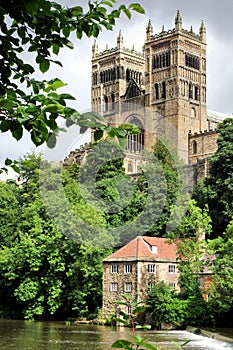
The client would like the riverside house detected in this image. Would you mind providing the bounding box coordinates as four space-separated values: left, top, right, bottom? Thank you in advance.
102 236 180 315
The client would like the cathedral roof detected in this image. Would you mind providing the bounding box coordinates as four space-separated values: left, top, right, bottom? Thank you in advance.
207 109 231 123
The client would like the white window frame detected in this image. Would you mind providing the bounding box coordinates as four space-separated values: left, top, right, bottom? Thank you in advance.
110 283 118 292
148 264 156 273
169 283 176 290
124 264 132 274
111 264 118 274
168 264 176 273
124 282 132 292
148 283 156 291
151 245 157 254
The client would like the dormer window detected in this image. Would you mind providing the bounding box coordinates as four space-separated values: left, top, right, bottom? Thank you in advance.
143 239 158 254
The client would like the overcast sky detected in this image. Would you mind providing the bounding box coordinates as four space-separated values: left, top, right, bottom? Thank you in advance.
1 0 233 174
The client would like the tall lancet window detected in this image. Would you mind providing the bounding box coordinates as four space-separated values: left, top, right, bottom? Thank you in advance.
127 116 144 153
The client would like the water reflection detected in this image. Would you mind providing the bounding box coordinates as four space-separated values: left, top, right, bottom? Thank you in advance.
0 320 232 350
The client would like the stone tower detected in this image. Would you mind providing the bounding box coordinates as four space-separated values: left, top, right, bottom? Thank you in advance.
91 11 208 168
144 11 207 162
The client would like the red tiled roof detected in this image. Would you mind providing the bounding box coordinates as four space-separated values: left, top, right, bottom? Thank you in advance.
104 236 178 261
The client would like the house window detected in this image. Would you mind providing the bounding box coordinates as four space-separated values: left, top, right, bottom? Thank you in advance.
110 283 118 292
169 264 176 273
169 283 176 290
111 264 118 274
124 264 132 274
124 282 132 292
148 264 156 273
148 283 156 292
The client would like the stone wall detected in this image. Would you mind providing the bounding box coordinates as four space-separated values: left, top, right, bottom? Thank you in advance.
102 258 179 316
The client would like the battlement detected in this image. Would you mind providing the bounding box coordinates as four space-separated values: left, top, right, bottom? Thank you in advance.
147 27 202 43
188 129 217 138
95 46 144 59
63 142 92 168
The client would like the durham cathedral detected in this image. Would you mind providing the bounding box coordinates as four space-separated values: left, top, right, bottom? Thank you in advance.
64 11 228 183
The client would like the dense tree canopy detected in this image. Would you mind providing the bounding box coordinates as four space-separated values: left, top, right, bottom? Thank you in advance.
0 154 112 319
200 118 233 236
207 220 233 323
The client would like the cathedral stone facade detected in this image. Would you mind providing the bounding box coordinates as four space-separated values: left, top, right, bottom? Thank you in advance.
64 11 228 182
90 11 225 180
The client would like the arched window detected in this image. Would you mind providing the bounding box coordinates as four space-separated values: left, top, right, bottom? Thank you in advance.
100 72 103 83
161 81 166 98
111 94 115 110
192 140 197 154
195 86 199 101
155 83 159 99
117 66 120 79
126 68 130 82
189 83 193 99
104 95 108 112
121 66 125 79
126 116 144 153
152 56 156 70
191 107 196 119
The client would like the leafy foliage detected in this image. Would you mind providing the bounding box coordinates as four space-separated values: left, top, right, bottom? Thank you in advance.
0 154 112 319
147 282 186 328
0 0 145 171
206 220 233 324
194 118 233 237
147 281 209 328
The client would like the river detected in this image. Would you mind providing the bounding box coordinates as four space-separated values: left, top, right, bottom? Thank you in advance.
0 320 232 350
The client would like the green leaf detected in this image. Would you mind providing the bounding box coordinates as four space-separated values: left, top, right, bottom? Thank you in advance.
114 318 130 326
140 342 159 350
12 164 20 173
101 1 114 7
71 6 83 16
116 128 126 138
118 137 127 148
106 128 117 138
111 339 132 348
94 129 104 142
135 324 152 330
66 41 74 49
39 59 50 73
81 111 104 122
0 120 11 132
52 44 60 55
129 3 146 14
5 158 12 166
63 26 70 38
17 27 25 39
12 125 23 140
42 104 65 114
46 133 57 148
114 301 127 305
133 305 146 314
0 99 14 111
44 80 67 92
123 8 131 19
59 93 76 100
